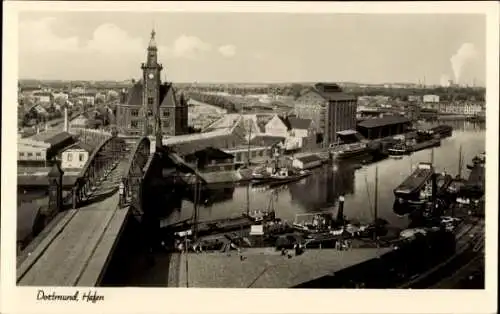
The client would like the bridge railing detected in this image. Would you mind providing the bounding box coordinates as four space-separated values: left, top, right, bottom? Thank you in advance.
121 137 151 213
63 135 126 209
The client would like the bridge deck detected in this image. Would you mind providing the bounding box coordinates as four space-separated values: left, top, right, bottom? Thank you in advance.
17 155 132 287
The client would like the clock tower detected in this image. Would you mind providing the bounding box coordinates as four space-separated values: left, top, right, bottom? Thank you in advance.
141 29 163 136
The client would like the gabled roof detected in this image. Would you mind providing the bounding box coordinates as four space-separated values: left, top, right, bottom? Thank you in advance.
159 83 178 108
301 83 357 102
249 135 286 147
30 131 74 146
125 81 143 106
124 81 182 108
44 132 74 146
266 115 291 130
62 141 95 153
288 117 313 130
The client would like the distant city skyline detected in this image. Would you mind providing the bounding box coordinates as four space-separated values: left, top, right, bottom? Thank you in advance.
18 12 486 86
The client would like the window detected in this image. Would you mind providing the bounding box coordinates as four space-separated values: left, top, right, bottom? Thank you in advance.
131 120 138 128
131 109 139 117
36 152 42 157
27 152 33 157
67 154 73 161
163 110 170 117
79 153 85 162
148 110 153 116
19 152 25 157
148 97 154 105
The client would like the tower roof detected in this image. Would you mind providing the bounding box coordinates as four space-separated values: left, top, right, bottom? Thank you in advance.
148 29 157 49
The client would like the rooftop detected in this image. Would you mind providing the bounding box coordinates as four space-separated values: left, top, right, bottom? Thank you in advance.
288 117 313 130
249 135 286 147
62 141 95 153
304 83 357 102
29 131 74 146
357 115 411 129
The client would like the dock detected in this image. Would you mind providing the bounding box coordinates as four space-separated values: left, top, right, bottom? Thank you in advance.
168 247 391 288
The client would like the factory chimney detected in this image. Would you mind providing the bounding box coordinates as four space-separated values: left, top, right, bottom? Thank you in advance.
64 106 69 132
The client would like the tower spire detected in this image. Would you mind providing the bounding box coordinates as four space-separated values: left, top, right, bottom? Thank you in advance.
148 27 157 49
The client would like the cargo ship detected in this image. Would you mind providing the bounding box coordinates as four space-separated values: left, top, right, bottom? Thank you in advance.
393 162 435 216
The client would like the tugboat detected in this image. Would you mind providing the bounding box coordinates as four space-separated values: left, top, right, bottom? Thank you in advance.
242 189 277 224
251 147 311 187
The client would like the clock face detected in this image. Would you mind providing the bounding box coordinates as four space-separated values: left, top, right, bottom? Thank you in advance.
148 73 154 79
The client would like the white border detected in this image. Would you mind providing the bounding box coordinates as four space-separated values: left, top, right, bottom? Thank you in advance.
2 2 498 314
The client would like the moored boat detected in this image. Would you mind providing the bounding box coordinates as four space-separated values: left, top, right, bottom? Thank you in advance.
330 142 371 160
388 142 410 157
251 168 311 187
393 162 435 216
427 125 453 139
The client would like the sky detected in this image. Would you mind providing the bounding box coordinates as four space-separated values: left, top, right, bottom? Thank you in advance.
18 12 486 85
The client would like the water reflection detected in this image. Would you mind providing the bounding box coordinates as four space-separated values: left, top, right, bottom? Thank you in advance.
289 163 356 211
162 122 485 230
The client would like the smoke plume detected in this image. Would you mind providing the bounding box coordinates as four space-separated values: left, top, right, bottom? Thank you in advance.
450 43 478 83
440 74 451 87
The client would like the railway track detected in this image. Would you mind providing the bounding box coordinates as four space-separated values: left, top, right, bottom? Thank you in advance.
397 217 484 289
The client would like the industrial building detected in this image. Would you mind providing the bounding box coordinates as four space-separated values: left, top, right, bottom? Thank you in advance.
294 83 357 148
356 116 411 140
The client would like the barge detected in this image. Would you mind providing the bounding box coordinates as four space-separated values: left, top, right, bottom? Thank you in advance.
330 142 371 160
388 131 441 156
427 125 453 139
393 162 435 216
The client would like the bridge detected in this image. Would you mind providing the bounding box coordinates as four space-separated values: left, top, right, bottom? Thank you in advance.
17 130 205 286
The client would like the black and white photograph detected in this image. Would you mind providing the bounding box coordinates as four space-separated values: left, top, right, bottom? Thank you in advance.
2 1 498 314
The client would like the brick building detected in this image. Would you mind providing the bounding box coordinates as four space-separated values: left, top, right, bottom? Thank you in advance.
115 30 188 137
294 83 357 147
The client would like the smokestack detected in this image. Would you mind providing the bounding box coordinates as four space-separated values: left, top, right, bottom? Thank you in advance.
64 106 69 132
336 195 345 224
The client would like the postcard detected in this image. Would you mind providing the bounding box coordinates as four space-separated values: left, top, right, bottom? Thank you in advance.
1 1 498 314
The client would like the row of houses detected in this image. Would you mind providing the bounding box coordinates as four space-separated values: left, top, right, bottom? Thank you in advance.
18 129 98 171
421 101 484 115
